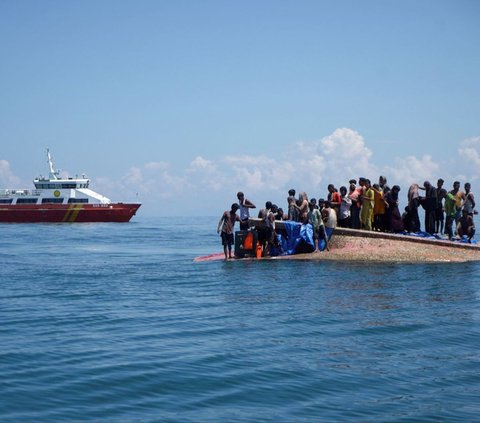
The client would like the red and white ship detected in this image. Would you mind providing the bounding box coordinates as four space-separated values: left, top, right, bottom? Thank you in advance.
0 150 141 223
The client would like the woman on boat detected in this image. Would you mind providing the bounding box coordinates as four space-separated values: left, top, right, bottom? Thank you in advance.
384 185 404 233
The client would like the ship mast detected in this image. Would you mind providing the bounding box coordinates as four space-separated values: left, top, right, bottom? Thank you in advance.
47 148 59 180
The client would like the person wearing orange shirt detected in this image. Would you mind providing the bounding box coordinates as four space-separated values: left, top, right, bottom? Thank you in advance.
372 184 386 231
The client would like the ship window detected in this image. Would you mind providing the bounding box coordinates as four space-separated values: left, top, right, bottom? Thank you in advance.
17 198 38 204
0 199 13 204
35 183 63 189
68 198 88 204
42 198 64 204
61 183 77 189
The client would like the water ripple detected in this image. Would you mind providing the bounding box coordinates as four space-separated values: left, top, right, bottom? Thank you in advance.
1 218 480 422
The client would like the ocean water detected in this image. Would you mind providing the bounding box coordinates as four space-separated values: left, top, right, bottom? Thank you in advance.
1 216 480 422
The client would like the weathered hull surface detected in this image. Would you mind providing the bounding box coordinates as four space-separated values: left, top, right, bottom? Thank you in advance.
0 203 141 223
195 221 480 263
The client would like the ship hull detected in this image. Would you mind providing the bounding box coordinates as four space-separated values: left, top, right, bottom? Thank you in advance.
0 203 141 223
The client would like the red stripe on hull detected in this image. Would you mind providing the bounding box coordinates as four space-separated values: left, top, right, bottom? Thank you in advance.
0 203 141 223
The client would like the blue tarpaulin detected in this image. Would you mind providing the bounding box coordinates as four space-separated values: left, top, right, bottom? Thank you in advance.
269 221 334 256
400 231 477 244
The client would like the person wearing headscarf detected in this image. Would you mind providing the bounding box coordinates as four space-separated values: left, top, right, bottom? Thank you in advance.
407 183 421 232
420 181 437 234
384 185 404 233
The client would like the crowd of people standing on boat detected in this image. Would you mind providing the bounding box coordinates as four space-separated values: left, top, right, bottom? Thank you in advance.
217 177 476 259
283 177 475 240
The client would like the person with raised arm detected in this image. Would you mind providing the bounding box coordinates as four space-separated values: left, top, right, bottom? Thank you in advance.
237 191 256 231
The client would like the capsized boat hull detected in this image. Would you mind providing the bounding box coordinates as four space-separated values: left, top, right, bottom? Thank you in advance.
194 220 480 263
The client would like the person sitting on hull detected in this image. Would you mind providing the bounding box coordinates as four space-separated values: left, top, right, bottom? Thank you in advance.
457 209 475 243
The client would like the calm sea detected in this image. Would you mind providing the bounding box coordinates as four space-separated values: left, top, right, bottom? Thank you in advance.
1 216 480 422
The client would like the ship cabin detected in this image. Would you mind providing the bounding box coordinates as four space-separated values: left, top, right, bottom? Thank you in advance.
33 177 90 190
0 175 112 206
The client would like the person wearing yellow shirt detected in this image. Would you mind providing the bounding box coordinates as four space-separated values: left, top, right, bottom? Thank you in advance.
360 179 374 231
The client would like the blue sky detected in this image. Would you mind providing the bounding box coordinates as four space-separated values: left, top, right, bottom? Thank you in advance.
1 0 479 216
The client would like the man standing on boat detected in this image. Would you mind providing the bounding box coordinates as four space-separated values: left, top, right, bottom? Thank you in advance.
217 203 240 260
237 192 256 230
420 181 437 235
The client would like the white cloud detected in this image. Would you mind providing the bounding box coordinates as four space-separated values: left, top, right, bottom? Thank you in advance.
101 128 382 211
188 156 216 173
290 128 376 190
223 154 275 167
0 160 22 188
218 155 297 196
320 128 372 160
385 155 440 186
458 137 480 182
94 161 190 203
70 129 480 216
144 161 169 171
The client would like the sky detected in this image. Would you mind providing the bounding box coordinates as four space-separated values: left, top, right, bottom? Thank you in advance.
1 0 479 217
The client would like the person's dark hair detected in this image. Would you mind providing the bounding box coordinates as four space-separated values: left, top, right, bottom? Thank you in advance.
288 189 296 196
231 203 239 211
265 201 272 209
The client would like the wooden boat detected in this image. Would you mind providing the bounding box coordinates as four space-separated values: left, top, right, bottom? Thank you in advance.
195 218 480 263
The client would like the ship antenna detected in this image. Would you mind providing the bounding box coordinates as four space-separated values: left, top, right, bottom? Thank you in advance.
47 148 59 180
